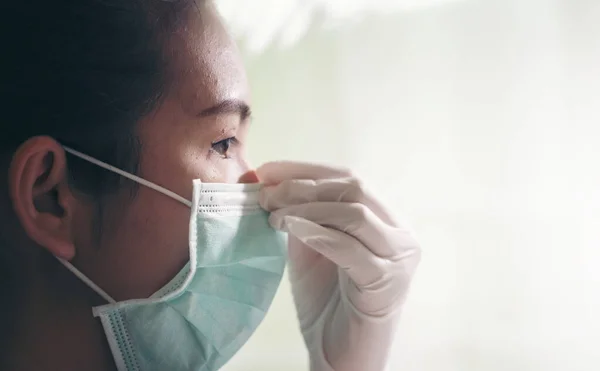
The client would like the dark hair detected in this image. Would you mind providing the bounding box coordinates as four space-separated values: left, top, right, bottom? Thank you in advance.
0 0 194 191
0 0 196 364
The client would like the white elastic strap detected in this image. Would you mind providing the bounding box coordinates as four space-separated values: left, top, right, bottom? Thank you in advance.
63 146 192 208
57 258 117 304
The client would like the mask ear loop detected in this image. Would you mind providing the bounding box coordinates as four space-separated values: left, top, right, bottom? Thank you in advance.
57 259 117 304
63 146 192 208
57 146 193 305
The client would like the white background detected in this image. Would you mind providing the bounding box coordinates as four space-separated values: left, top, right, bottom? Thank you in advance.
218 0 600 370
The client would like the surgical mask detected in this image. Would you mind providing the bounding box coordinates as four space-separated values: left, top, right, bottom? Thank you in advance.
59 147 287 371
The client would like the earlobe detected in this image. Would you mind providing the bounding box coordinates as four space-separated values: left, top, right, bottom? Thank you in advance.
8 136 77 260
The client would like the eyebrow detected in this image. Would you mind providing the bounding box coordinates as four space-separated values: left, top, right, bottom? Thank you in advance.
198 99 252 120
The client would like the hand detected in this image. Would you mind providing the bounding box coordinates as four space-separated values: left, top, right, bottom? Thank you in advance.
257 162 421 371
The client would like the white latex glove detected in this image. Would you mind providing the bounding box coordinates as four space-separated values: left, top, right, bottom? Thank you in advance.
256 162 421 371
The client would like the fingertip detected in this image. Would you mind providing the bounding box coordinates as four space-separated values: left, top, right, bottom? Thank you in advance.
266 210 284 230
256 162 286 186
258 185 277 212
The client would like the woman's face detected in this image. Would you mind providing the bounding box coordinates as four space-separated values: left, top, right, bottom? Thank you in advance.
66 3 255 301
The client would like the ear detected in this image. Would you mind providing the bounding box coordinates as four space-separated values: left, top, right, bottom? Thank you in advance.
8 136 77 260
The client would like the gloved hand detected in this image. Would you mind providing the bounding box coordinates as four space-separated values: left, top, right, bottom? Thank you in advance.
256 162 421 371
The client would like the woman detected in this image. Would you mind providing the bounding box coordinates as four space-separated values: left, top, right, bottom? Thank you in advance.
0 1 420 370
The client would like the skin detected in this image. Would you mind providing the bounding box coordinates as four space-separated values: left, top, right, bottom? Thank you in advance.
4 3 257 370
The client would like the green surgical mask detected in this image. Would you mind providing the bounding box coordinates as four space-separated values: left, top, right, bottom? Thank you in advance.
58 147 287 371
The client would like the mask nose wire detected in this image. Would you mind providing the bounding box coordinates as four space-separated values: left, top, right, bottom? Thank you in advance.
62 146 193 208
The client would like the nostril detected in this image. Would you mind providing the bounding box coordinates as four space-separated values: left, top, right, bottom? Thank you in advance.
238 170 259 184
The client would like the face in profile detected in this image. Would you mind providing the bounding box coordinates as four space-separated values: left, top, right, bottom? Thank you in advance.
2 1 259 369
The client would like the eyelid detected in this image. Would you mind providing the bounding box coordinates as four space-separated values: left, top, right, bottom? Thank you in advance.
211 136 239 146
210 136 239 158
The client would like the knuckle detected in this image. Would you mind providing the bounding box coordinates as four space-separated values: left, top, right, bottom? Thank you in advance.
370 256 389 274
279 179 296 191
407 235 423 254
336 166 354 178
278 179 312 195
344 176 361 190
349 176 366 194
403 244 422 266
337 177 366 202
348 202 370 221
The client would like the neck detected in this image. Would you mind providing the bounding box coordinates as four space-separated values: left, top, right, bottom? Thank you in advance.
7 259 116 371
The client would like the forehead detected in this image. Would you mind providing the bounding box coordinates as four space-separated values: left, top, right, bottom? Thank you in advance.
168 2 249 114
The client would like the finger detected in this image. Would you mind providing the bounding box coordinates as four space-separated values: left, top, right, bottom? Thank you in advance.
281 216 386 287
270 202 416 258
260 178 362 210
256 161 352 186
260 177 398 227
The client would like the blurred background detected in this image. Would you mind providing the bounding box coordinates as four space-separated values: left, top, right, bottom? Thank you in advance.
216 0 600 370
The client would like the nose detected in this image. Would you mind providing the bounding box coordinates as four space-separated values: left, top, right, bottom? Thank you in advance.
238 170 259 184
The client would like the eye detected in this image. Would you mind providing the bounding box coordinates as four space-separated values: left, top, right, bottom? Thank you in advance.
211 137 238 158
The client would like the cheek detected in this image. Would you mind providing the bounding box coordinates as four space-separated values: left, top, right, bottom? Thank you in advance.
92 189 192 301
144 141 252 197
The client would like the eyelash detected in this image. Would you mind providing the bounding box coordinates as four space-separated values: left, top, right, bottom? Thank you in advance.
210 137 239 158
